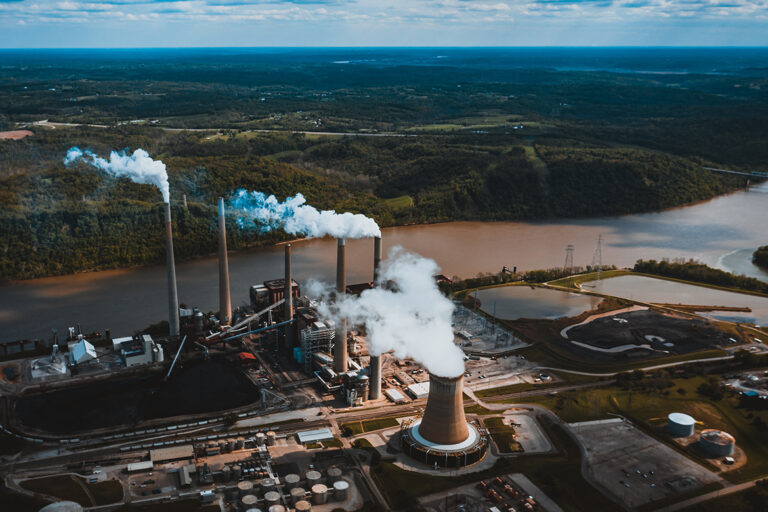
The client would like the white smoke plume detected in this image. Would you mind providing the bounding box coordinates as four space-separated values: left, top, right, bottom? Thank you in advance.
308 246 465 378
230 189 381 239
64 147 170 203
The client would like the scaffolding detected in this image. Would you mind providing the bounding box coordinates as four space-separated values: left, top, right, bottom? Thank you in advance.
299 322 335 372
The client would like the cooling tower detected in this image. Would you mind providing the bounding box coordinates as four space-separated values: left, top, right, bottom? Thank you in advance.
334 238 348 373
217 197 232 325
369 235 383 400
284 243 295 346
418 373 469 445
164 202 180 337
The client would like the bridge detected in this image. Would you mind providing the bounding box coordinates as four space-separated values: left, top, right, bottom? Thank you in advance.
702 166 768 179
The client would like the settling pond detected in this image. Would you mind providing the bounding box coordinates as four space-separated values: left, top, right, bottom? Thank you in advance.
474 285 601 320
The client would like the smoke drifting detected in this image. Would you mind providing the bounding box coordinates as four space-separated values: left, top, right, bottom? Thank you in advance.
308 247 465 378
64 147 170 203
230 189 381 239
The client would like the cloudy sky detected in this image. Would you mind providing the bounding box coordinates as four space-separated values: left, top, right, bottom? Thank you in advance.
1 0 767 47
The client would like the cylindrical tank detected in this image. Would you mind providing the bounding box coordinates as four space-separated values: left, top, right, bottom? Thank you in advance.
418 373 470 445
245 509 263 512
700 429 735 457
39 503 84 512
333 480 350 501
266 431 276 446
295 500 312 512
311 484 328 505
237 480 254 496
256 432 266 446
284 473 301 489
264 491 281 506
261 478 276 493
326 467 342 485
221 465 231 482
305 470 322 487
668 413 696 437
232 464 242 480
241 494 258 509
236 437 245 449
290 487 307 505
268 506 285 512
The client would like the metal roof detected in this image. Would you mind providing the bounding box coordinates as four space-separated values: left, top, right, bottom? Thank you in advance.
385 388 406 402
296 428 334 444
406 381 430 399
150 444 194 462
126 461 154 472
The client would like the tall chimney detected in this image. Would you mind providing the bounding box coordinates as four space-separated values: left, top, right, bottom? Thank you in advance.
369 235 383 400
218 197 232 325
418 373 470 445
334 238 348 373
165 202 180 337
284 243 294 346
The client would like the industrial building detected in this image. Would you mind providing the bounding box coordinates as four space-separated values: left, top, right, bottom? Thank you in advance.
400 373 488 468
112 334 165 367
68 337 98 366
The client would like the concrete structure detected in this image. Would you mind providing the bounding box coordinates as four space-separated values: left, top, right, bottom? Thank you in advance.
164 202 180 336
333 480 349 501
284 243 295 346
406 381 430 400
700 429 735 457
401 373 488 467
667 412 696 437
218 197 232 325
369 235 383 400
334 238 348 373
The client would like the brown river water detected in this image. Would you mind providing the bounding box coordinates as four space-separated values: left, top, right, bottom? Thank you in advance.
2 182 768 342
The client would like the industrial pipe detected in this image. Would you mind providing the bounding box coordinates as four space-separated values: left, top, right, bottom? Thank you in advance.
334 238 348 373
165 202 180 337
218 197 232 325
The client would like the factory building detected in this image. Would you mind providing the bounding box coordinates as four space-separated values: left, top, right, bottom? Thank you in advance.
298 321 336 372
112 334 164 367
250 279 300 309
400 373 488 468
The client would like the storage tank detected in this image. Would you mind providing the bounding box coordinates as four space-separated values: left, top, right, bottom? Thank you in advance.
221 465 231 482
256 432 266 446
264 491 281 506
668 413 696 437
295 500 312 512
290 487 307 505
266 431 276 446
232 464 242 480
284 473 301 489
333 480 350 501
699 429 735 457
268 506 285 512
311 484 328 505
237 480 254 496
305 470 322 487
241 494 258 509
236 437 245 449
326 467 342 485
261 478 276 493
244 509 263 512
39 503 84 512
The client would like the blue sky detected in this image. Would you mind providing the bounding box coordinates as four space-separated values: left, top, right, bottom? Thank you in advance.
0 0 767 47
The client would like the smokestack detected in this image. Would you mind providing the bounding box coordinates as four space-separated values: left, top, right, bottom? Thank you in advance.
369 235 383 400
284 243 294 346
218 197 232 325
334 238 348 373
165 202 180 337
418 373 470 445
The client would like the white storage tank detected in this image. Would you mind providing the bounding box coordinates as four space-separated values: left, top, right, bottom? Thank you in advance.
667 412 696 437
699 429 735 457
311 484 328 505
284 473 301 489
268 506 285 512
333 479 350 501
326 467 342 484
241 494 258 509
39 503 84 512
305 470 322 487
290 487 307 505
238 480 254 497
295 500 312 512
261 478 276 493
256 432 266 446
264 491 281 506
266 431 276 446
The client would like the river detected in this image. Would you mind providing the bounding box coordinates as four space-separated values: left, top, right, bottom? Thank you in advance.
2 182 768 343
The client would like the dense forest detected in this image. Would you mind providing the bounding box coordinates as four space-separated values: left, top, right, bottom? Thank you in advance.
0 49 765 280
754 246 768 270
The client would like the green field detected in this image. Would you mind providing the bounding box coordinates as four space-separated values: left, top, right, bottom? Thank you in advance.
21 475 91 505
342 416 401 436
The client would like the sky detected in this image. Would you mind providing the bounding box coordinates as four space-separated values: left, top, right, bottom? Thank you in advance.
0 0 767 48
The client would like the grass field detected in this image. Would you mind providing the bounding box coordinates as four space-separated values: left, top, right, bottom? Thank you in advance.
88 480 123 505
382 195 414 210
369 416 619 512
475 371 603 399
21 475 91 505
519 376 768 483
342 416 401 436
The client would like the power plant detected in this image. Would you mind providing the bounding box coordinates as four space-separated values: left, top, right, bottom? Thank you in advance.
164 201 180 337
218 197 232 326
400 373 488 468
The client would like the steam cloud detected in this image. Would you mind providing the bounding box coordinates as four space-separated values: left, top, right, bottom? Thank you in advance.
230 189 381 239
308 247 465 378
64 147 170 203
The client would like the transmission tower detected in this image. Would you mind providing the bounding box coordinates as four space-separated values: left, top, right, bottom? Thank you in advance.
591 234 603 279
564 244 574 273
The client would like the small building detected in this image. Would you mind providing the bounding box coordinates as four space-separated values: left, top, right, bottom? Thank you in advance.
385 388 407 404
263 278 301 305
297 428 334 444
178 463 197 487
69 338 98 365
126 461 153 473
117 334 163 367
150 444 194 463
406 382 430 400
